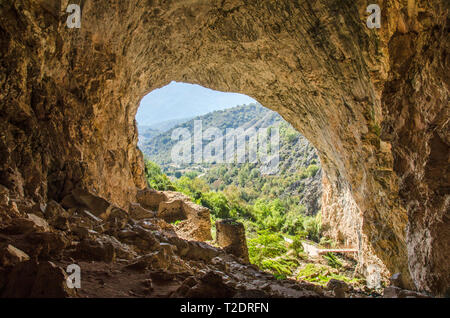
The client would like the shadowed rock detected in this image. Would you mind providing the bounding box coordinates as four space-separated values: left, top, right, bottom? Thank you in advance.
216 219 249 263
1 260 76 298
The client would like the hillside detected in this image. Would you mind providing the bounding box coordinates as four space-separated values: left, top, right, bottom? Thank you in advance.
139 106 347 284
140 103 322 216
137 117 193 146
140 103 269 164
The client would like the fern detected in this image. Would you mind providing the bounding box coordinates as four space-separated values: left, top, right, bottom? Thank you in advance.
323 252 343 269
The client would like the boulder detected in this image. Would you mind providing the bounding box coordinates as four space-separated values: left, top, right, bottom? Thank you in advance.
117 225 160 253
326 279 349 298
167 236 190 257
1 260 76 298
25 232 69 259
53 215 71 231
184 241 221 262
184 271 235 298
27 203 47 219
42 201 72 231
0 244 30 267
67 211 103 237
72 233 137 262
80 209 103 223
26 213 50 232
383 286 431 298
104 206 129 232
215 219 249 263
0 185 9 206
3 213 50 234
157 199 186 223
126 248 172 271
73 238 116 263
66 188 126 221
44 200 67 220
136 188 167 210
101 235 137 260
0 200 21 222
211 256 230 273
71 226 99 240
71 188 111 218
129 202 156 220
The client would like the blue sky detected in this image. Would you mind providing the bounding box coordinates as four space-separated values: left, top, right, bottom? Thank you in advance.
136 81 257 126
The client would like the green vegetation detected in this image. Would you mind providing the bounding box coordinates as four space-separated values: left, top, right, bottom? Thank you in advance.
144 156 360 288
296 264 361 286
300 164 320 179
323 252 343 269
141 104 269 165
143 157 322 236
144 158 332 279
144 160 176 191
141 104 360 287
247 230 300 280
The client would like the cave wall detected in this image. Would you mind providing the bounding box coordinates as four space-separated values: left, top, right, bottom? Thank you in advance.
380 1 449 294
0 0 448 294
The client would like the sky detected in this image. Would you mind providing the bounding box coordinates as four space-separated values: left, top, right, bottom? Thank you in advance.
136 81 257 126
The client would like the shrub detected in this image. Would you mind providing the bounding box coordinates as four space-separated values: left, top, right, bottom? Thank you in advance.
281 207 306 234
247 230 287 267
286 131 298 144
306 164 319 178
200 192 231 219
290 235 305 255
184 171 200 179
319 237 335 248
144 160 176 191
252 199 286 232
175 176 209 198
302 214 322 242
299 164 320 179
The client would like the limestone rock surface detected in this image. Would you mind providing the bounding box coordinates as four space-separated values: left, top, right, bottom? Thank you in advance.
0 0 448 295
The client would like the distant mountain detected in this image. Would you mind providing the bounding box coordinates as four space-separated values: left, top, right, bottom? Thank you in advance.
145 117 194 132
135 81 256 126
139 103 322 215
140 103 272 164
137 117 193 146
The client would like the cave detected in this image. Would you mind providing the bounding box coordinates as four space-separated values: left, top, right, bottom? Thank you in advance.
0 1 448 296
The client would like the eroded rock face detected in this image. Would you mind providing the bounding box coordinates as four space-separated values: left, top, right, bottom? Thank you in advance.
0 1 448 294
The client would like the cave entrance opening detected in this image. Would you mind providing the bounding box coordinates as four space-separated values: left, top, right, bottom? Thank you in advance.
134 81 355 281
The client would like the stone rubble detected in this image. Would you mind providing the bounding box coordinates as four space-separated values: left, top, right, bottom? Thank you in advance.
0 186 431 298
0 187 326 298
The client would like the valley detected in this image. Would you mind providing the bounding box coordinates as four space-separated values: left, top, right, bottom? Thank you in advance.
139 104 374 292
